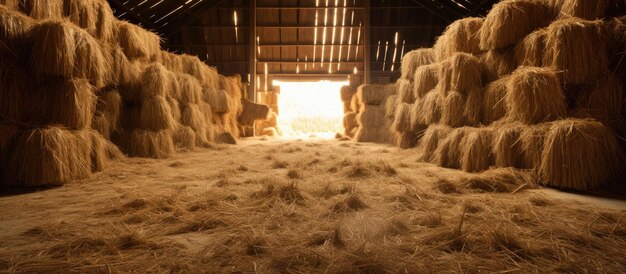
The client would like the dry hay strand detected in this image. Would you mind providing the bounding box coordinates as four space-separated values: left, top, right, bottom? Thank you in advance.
520 123 550 169
464 167 536 193
140 96 175 131
540 119 625 191
178 73 203 104
181 54 210 85
440 91 466 128
560 0 609 20
492 123 525 168
73 27 108 88
433 127 470 168
355 126 388 144
391 131 414 148
481 49 517 82
437 53 484 97
25 79 97 130
90 130 123 172
401 48 435 79
21 0 63 20
181 104 207 131
464 87 483 126
117 21 160 60
0 0 19 10
0 65 33 121
419 91 442 125
140 63 170 98
166 96 181 123
161 51 184 72
409 99 426 132
108 45 140 88
544 18 608 85
94 0 117 43
574 75 623 124
514 28 547 67
128 130 174 159
479 0 555 50
357 105 385 128
239 99 270 126
397 79 414 104
343 112 358 130
3 127 93 187
413 63 439 99
460 128 495 172
417 125 453 162
357 84 394 105
433 17 484 62
384 95 399 120
63 0 97 34
392 102 411 133
482 76 510 124
0 6 34 63
173 126 196 149
506 67 566 124
96 90 122 132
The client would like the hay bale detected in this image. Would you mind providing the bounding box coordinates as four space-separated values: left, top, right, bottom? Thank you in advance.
181 54 211 86
356 126 390 144
464 87 483 126
117 21 160 60
167 96 181 123
94 0 117 43
357 105 385 127
409 99 427 132
540 118 625 191
217 132 237 144
0 65 32 121
21 0 63 20
433 17 484 61
128 130 174 158
108 45 141 89
520 123 550 169
460 128 495 172
437 53 484 97
440 91 466 127
343 112 358 131
413 63 439 99
0 0 19 10
482 76 510 124
239 98 271 126
384 95 399 120
260 127 278 137
392 102 411 133
173 126 196 149
479 0 555 50
506 67 566 124
357 84 394 105
178 74 203 104
3 127 92 187
574 75 623 124
0 6 33 63
401 48 435 79
89 130 123 172
140 96 175 131
395 131 418 149
92 114 110 139
560 0 609 20
492 123 525 168
350 94 361 113
141 63 170 98
417 125 453 162
63 0 97 33
97 90 122 132
397 79 414 104
161 51 184 72
25 79 97 129
181 104 207 130
74 28 108 88
433 127 469 168
514 28 547 67
545 18 608 85
481 49 517 82
119 103 141 131
340 85 356 101
419 91 442 125
206 88 231 114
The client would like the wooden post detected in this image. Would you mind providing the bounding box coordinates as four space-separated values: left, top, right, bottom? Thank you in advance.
249 0 257 136
364 0 371 84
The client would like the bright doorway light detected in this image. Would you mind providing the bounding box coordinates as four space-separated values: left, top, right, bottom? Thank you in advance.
273 80 349 138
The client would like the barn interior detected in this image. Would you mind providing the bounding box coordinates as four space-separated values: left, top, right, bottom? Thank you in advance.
1 0 626 272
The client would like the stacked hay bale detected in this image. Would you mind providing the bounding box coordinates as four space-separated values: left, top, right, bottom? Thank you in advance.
340 85 358 137
387 0 626 191
354 84 396 144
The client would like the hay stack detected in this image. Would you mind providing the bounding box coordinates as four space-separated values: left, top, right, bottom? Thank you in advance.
433 127 469 168
433 17 484 61
401 48 434 79
574 75 623 124
482 76 509 124
0 6 34 64
419 91 442 125
167 95 181 122
506 67 566 124
340 85 356 101
239 98 271 126
464 88 483 126
206 88 231 114
355 126 391 144
514 29 547 67
21 0 63 20
395 131 418 149
128 130 174 159
520 123 550 169
0 65 32 121
392 102 412 133
357 105 385 128
437 53 484 97
63 0 97 34
413 63 439 99
544 18 608 85
409 100 426 132
479 0 555 50
0 0 19 10
460 128 495 172
492 123 525 168
139 96 175 131
440 91 466 127
161 51 184 72
181 104 207 131
397 79 415 104
140 63 170 98
117 21 160 60
417 125 453 162
385 95 399 120
540 118 625 191
560 0 609 20
94 0 118 43
3 127 93 187
174 126 196 149
178 74 203 104
481 49 517 82
357 84 394 105
343 112 358 137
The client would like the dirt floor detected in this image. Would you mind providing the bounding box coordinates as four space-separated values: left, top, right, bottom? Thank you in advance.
0 137 625 273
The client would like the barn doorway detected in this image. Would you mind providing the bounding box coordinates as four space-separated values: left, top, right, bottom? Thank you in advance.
273 80 349 138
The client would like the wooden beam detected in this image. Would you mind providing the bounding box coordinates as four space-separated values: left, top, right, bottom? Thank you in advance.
410 0 453 23
161 0 226 36
249 0 257 136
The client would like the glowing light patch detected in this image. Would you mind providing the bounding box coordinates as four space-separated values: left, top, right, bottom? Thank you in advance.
274 80 348 138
